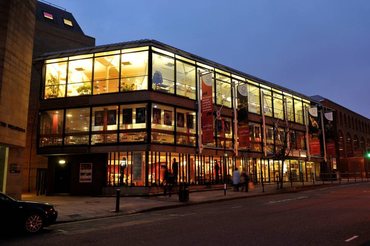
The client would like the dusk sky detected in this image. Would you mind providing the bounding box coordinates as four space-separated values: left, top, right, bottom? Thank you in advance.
49 0 370 118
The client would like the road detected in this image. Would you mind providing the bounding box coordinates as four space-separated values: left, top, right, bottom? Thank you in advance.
2 183 370 246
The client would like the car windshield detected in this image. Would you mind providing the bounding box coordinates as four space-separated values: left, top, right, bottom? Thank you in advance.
0 192 16 202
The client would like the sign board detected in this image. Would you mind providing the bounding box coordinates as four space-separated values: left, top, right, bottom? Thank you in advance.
79 163 92 183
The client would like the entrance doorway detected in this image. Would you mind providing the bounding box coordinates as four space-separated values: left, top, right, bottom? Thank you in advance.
54 162 71 193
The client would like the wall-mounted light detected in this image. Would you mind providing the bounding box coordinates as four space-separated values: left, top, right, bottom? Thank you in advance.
59 159 66 165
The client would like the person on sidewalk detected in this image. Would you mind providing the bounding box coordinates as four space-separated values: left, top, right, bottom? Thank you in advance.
163 166 174 197
232 167 240 191
214 161 220 184
172 158 179 184
240 172 250 192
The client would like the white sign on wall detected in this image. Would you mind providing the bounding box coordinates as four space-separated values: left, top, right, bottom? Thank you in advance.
79 163 92 183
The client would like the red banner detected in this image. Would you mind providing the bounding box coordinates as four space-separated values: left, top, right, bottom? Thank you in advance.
326 140 336 157
309 135 321 156
201 73 214 144
238 124 250 148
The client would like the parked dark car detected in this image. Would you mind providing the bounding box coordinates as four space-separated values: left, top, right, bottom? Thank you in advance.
0 192 58 233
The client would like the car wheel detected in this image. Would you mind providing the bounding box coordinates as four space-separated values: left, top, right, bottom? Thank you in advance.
24 214 44 233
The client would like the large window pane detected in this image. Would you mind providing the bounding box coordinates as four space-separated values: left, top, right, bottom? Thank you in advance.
152 53 174 94
248 84 260 114
93 55 120 94
176 108 196 146
39 110 64 146
284 96 294 121
64 108 90 145
91 105 118 145
67 58 93 96
273 93 284 120
152 103 174 144
119 103 147 143
216 73 232 108
44 62 67 99
261 89 272 117
294 99 303 124
176 60 196 99
249 122 262 152
121 51 148 91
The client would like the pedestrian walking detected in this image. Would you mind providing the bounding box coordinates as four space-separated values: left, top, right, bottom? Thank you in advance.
172 158 178 184
240 172 250 192
232 167 240 191
163 166 174 196
214 161 220 184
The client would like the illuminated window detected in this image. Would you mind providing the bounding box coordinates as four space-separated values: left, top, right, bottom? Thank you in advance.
39 110 64 147
284 96 294 121
43 12 54 20
64 108 90 145
261 89 272 117
273 93 284 120
294 99 303 124
247 83 260 114
91 106 119 145
119 103 148 143
67 58 93 96
151 104 174 144
215 73 231 108
152 53 174 94
63 18 73 26
176 60 196 100
44 61 67 99
121 51 148 91
176 108 196 146
93 55 120 94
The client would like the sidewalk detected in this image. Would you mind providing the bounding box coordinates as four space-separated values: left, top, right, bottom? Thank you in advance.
21 181 346 223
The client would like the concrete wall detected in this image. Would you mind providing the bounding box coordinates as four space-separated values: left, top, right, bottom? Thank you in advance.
0 0 36 199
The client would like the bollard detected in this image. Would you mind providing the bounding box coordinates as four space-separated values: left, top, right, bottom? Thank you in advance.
115 188 120 213
224 183 227 196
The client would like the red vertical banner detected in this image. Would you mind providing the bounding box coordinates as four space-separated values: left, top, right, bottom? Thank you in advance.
309 135 321 156
326 139 336 157
237 84 249 149
52 113 59 134
201 73 214 144
238 124 250 148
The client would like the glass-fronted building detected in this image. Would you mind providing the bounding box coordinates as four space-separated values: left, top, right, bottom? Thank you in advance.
36 40 323 195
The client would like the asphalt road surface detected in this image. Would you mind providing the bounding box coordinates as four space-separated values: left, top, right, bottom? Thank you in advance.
2 183 370 246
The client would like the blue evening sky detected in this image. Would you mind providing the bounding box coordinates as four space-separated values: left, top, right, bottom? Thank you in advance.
48 0 370 118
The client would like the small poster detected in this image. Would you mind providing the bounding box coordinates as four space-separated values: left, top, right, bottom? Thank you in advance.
122 108 133 124
94 111 104 126
224 120 231 134
186 114 194 129
107 110 116 125
79 163 92 183
177 112 185 127
153 108 161 124
164 110 172 126
136 107 146 123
